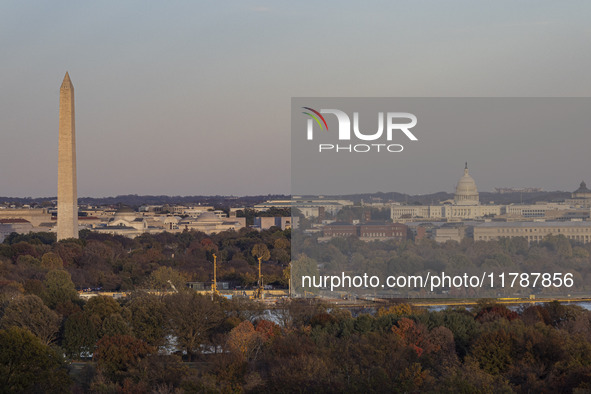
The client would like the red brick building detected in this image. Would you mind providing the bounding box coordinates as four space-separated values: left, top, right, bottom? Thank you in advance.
323 222 407 241
359 223 407 240
322 222 359 237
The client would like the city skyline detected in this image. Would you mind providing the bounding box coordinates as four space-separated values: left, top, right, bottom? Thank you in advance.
1 1 591 197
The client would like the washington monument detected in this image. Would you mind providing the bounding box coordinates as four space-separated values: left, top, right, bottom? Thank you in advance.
57 72 78 240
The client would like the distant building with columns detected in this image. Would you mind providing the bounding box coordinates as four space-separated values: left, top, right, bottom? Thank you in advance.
391 163 590 223
474 221 591 244
391 163 502 222
566 181 591 208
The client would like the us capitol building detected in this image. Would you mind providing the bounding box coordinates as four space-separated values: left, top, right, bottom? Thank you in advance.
391 163 591 223
391 163 502 221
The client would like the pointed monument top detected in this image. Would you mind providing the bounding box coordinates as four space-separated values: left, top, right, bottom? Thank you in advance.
464 161 469 175
61 72 73 89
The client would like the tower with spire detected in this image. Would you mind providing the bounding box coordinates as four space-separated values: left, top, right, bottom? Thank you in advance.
57 72 78 240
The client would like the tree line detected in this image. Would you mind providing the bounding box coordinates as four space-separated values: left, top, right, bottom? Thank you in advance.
0 227 291 293
292 233 591 296
3 228 591 391
3 288 591 391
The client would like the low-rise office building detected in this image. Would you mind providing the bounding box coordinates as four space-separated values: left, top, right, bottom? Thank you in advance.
322 222 407 242
253 217 293 231
473 221 591 243
0 219 34 242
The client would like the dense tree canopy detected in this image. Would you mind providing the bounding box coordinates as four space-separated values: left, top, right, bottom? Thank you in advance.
294 233 591 296
1 229 591 391
1 294 60 345
0 326 71 392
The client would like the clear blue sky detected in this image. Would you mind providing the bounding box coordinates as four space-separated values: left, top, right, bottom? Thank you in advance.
1 1 590 197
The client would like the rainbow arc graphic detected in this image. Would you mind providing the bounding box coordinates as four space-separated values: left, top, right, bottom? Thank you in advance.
302 107 328 131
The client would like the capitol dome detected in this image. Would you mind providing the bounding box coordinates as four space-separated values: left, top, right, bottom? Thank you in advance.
454 162 479 205
572 181 591 199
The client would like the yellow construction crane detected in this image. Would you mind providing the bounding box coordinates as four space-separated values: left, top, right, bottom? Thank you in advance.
254 256 264 299
211 253 219 296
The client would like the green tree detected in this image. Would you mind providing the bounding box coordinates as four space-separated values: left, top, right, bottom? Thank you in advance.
84 295 122 320
23 279 45 298
147 266 186 292
251 243 270 261
274 238 290 250
4 232 55 246
471 329 513 375
42 269 79 309
418 309 480 357
164 292 224 360
16 254 41 268
102 313 132 337
63 312 97 359
1 295 60 345
40 252 64 270
93 334 153 384
0 326 71 392
83 295 124 339
290 255 320 295
126 292 167 347
0 281 24 315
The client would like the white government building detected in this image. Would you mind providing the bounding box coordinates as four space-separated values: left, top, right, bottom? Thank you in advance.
391 163 591 223
473 221 591 243
391 163 501 221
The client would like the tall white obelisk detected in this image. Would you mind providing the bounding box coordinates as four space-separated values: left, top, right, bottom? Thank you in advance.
57 72 78 240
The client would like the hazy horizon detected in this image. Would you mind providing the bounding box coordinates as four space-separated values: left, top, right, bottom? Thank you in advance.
2 1 591 197
0 188 573 202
